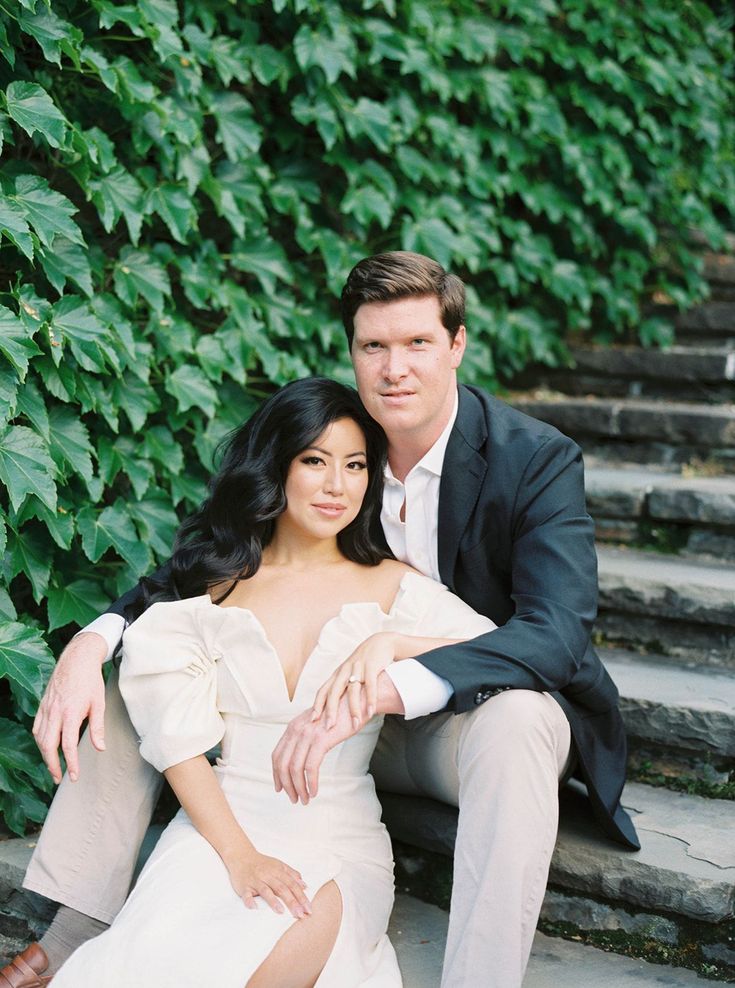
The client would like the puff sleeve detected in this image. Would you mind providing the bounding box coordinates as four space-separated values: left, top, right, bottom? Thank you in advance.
118 598 225 773
393 573 497 641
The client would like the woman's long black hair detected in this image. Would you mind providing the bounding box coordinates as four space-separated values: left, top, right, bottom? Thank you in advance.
131 378 392 618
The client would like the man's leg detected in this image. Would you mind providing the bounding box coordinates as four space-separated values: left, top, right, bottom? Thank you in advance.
372 690 571 988
24 666 162 935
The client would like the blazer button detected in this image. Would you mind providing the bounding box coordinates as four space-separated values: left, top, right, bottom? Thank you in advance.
474 691 485 705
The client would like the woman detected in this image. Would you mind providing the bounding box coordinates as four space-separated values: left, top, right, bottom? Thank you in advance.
52 378 495 988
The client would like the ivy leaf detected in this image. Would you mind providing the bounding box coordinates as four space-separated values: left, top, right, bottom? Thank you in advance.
14 375 49 439
344 98 392 152
129 496 179 558
111 375 160 431
12 175 84 249
111 435 155 499
170 471 207 509
165 364 218 418
16 5 82 67
46 579 110 631
293 24 356 85
0 367 19 425
0 588 16 621
4 81 68 148
5 527 52 602
77 500 151 573
0 425 57 512
0 622 54 703
0 23 15 69
252 44 291 87
231 237 293 294
48 297 113 373
37 236 93 297
113 247 171 313
0 305 42 380
0 199 34 260
113 56 158 103
89 166 145 244
341 185 392 229
211 92 262 161
291 94 340 150
142 425 184 474
146 183 196 243
47 405 95 491
14 497 75 550
547 260 592 311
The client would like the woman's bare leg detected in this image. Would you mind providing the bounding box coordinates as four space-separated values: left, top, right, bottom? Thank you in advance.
246 880 342 988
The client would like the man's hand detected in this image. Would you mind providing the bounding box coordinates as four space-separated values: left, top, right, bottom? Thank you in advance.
32 632 108 784
272 672 405 805
272 694 358 806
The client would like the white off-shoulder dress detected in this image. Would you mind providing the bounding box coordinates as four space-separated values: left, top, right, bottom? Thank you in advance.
52 572 494 988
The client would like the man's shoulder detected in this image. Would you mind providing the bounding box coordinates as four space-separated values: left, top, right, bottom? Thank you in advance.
457 384 577 454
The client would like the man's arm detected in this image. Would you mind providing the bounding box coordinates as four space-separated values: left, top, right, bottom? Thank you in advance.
418 435 601 712
33 631 108 783
34 565 169 781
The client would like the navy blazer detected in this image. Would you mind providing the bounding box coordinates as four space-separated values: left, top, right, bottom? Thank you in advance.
408 385 638 849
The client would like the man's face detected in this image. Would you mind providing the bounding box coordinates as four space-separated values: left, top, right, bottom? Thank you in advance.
351 295 466 448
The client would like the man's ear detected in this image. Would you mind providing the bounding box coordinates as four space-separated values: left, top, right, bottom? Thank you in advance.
450 325 467 369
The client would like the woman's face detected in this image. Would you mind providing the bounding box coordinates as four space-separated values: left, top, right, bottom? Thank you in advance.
280 417 370 542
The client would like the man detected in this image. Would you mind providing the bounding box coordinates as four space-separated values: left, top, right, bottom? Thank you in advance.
3 252 637 988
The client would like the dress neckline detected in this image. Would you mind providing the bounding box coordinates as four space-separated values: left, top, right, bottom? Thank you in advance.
200 570 421 704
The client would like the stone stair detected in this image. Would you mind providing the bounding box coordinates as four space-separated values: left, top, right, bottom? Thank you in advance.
493 239 735 980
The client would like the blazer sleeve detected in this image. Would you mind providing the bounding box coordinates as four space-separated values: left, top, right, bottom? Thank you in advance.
417 434 599 713
118 599 225 772
104 561 173 620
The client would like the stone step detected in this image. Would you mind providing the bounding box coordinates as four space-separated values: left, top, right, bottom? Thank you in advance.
384 781 735 975
515 346 735 403
586 466 735 560
704 250 735 288
391 894 724 987
602 647 735 762
386 781 735 924
596 546 735 666
509 395 735 473
512 395 735 448
673 301 735 337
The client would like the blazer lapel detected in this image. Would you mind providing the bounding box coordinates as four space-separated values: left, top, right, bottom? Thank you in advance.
437 387 488 586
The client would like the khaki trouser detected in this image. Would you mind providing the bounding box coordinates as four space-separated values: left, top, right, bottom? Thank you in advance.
24 671 571 988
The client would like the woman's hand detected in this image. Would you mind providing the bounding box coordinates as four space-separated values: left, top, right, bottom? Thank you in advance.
227 848 312 919
312 632 398 730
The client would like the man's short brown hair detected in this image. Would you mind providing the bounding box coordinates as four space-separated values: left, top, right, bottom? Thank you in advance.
340 251 466 348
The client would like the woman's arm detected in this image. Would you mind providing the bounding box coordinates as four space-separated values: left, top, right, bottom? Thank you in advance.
313 631 464 729
165 755 311 919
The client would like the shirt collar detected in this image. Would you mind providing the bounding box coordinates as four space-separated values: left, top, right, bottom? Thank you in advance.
384 389 459 484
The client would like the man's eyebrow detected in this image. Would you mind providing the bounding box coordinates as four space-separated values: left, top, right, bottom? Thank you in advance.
305 446 366 457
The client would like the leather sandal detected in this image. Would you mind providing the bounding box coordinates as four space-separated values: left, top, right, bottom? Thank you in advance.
0 944 53 987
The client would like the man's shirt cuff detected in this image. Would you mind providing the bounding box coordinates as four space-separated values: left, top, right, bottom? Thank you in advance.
74 613 127 663
384 659 454 719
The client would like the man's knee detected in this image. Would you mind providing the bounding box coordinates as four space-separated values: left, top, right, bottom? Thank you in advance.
460 690 570 765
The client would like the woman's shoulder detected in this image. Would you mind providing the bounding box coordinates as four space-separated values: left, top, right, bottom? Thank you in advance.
372 560 445 608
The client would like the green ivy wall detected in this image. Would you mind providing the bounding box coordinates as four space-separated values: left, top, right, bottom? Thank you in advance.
0 0 733 832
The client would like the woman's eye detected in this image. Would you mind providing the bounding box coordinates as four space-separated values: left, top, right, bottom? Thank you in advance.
301 456 323 466
347 461 367 470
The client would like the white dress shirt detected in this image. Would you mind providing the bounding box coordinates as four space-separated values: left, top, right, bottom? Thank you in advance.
82 394 460 719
